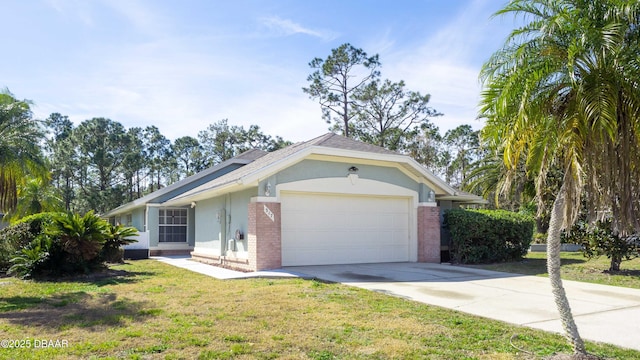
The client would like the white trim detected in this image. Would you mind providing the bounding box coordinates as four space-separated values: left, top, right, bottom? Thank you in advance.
418 202 438 207
250 196 279 203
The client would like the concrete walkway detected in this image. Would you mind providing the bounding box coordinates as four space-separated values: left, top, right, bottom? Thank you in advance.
153 257 640 351
151 256 300 279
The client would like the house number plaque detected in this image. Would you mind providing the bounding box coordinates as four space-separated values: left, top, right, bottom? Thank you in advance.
263 205 275 222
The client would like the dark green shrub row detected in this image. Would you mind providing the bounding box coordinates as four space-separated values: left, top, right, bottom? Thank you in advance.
444 209 535 264
0 211 138 278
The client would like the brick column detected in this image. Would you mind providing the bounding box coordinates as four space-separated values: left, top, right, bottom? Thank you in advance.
248 202 282 271
417 205 440 263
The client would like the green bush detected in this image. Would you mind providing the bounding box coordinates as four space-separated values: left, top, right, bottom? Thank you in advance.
101 224 139 263
562 219 639 271
0 223 32 272
0 213 58 273
5 211 138 278
8 236 52 279
444 209 535 264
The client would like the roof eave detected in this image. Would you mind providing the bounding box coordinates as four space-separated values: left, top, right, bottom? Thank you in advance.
160 144 469 206
437 195 488 204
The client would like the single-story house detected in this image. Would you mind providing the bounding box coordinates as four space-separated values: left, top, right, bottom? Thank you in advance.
104 133 484 270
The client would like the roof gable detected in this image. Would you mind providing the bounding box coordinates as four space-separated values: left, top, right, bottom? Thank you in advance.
164 133 479 205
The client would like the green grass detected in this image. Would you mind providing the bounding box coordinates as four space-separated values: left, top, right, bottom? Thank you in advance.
0 260 638 359
468 252 640 289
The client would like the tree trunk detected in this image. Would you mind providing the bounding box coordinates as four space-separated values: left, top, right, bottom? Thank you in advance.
343 90 350 138
547 181 586 354
610 256 621 272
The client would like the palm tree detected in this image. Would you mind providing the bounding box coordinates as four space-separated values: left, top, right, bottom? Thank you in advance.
49 211 108 263
0 89 48 213
464 150 532 211
102 224 139 263
5 177 64 223
480 0 640 355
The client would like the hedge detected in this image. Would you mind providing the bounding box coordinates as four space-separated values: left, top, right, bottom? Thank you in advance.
444 209 534 264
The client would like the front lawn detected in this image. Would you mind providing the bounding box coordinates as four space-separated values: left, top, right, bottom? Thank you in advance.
468 252 640 289
0 260 638 359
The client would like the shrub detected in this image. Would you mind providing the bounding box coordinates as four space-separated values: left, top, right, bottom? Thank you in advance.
101 224 138 263
15 212 60 235
444 209 535 264
532 232 547 244
7 236 51 279
5 211 139 278
562 219 640 271
0 213 58 273
45 211 109 275
0 223 32 272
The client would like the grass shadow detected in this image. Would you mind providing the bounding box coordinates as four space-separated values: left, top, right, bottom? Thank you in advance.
0 265 162 330
32 268 157 287
0 296 45 312
0 291 159 330
604 269 640 277
468 256 588 276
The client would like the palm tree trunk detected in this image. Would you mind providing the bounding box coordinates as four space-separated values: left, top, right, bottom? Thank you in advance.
547 180 586 354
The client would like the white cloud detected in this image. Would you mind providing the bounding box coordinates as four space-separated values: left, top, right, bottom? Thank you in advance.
25 0 516 143
260 16 339 41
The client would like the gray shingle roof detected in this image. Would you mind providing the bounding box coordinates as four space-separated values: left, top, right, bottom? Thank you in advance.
306 133 398 155
103 148 268 216
166 133 399 202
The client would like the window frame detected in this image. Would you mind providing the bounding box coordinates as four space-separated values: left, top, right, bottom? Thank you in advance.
158 208 188 243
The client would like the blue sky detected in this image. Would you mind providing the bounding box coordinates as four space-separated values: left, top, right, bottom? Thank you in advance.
1 0 517 142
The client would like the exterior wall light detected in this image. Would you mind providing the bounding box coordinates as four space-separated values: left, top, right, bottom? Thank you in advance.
347 166 359 184
428 190 436 203
264 182 272 197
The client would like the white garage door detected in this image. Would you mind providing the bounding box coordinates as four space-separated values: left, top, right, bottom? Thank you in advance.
281 192 411 266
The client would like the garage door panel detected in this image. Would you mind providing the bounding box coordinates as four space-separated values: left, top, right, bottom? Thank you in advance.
281 192 411 266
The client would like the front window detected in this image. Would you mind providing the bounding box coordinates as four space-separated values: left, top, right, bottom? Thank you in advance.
158 208 188 243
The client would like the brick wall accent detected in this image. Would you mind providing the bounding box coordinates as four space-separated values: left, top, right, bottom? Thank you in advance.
417 205 441 263
247 202 282 271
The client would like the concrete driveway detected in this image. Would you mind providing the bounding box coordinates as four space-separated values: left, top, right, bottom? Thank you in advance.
285 262 640 351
